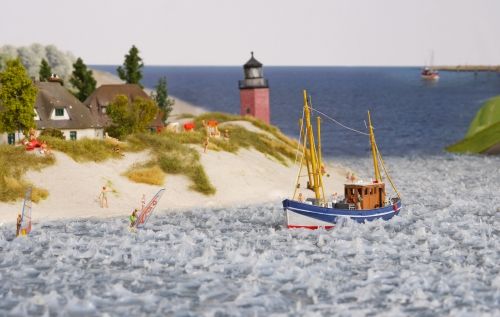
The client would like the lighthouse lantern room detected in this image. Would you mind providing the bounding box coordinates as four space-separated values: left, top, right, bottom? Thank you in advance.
238 52 270 123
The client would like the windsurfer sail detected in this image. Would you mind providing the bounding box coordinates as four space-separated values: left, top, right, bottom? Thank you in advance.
133 188 166 229
19 187 33 236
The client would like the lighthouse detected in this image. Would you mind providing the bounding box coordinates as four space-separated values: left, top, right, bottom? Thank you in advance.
238 52 270 123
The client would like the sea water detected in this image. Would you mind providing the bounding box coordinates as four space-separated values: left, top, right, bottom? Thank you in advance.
92 66 500 157
1 154 499 316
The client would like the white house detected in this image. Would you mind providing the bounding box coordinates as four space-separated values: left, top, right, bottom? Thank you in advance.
0 82 104 144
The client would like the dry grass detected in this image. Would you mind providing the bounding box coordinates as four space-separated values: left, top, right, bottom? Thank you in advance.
39 136 124 162
0 145 54 202
124 164 165 185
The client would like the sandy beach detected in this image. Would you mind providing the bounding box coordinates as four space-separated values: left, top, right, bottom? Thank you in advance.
0 70 350 225
0 145 348 225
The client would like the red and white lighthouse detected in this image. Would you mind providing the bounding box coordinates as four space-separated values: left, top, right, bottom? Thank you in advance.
239 52 270 123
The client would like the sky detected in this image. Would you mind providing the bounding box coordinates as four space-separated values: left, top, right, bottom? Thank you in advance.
1 0 500 66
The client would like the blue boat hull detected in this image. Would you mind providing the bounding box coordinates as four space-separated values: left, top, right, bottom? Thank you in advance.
282 198 402 229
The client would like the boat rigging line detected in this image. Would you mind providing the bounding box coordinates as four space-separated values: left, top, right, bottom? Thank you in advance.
309 106 370 136
293 106 305 166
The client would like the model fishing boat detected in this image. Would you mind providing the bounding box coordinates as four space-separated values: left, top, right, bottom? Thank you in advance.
282 90 402 229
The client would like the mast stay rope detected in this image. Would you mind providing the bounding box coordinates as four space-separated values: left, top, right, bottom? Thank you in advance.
309 107 369 136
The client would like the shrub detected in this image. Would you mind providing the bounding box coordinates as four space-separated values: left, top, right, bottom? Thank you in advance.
40 128 65 139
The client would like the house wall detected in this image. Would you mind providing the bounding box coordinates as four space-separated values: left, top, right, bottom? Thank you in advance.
0 128 104 145
60 128 104 140
0 132 24 145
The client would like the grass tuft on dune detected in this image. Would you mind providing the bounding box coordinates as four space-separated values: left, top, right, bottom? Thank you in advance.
39 136 124 162
123 164 165 185
0 145 53 202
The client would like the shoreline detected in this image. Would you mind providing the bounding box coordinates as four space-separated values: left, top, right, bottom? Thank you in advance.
0 149 349 226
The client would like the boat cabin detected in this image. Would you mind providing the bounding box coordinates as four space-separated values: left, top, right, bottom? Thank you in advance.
344 182 386 210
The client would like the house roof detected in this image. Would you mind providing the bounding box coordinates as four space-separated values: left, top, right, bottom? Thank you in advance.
243 52 263 69
83 84 153 127
35 82 99 130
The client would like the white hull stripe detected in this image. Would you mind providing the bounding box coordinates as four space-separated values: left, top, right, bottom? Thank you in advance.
286 206 400 218
287 210 333 226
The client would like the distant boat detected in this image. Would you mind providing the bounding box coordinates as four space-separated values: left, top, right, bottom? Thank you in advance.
422 51 440 80
421 67 440 81
282 91 402 229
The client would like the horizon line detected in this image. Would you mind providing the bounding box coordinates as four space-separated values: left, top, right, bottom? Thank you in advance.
89 64 498 68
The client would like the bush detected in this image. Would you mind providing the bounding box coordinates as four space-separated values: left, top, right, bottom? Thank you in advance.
40 128 65 139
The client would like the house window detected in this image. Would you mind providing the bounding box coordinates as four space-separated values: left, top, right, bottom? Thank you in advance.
246 107 251 114
70 131 77 140
7 133 15 145
55 108 64 116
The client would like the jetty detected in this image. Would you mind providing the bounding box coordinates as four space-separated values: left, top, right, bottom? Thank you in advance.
433 65 500 73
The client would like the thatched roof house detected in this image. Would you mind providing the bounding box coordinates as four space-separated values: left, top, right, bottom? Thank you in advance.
35 82 99 130
0 82 104 144
84 84 162 130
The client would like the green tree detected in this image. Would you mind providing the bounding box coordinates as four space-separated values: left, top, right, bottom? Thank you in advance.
39 58 52 81
69 57 96 102
153 76 175 122
0 59 38 137
106 95 158 139
117 45 144 87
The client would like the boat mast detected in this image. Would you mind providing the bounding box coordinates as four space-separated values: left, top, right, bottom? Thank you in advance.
367 111 382 182
316 116 326 200
303 90 323 201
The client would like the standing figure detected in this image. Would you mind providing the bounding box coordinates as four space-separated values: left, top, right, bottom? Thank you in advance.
331 192 338 204
356 191 363 210
203 136 209 153
100 186 109 208
16 214 22 237
297 192 304 202
129 209 138 227
141 194 146 210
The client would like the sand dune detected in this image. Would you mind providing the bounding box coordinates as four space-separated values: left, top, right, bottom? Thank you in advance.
0 144 348 225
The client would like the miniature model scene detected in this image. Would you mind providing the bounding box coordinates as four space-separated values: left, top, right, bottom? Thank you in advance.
1 3 500 315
